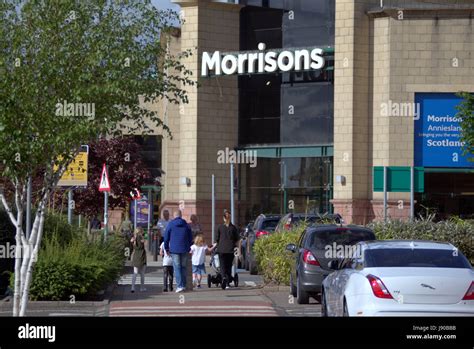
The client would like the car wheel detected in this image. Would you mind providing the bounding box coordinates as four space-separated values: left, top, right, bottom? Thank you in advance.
249 257 258 275
343 299 349 317
289 273 297 297
296 275 310 304
207 274 212 288
321 291 328 317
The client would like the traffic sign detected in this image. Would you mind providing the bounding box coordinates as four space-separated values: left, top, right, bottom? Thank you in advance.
99 164 110 192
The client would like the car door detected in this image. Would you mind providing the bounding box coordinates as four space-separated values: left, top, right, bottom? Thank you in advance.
324 265 344 316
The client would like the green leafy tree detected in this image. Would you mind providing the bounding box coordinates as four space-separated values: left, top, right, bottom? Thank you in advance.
0 0 194 316
455 92 474 162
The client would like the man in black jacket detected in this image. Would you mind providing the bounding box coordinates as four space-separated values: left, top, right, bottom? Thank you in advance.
216 209 240 289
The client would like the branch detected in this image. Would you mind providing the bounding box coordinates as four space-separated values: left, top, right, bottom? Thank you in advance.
0 193 18 227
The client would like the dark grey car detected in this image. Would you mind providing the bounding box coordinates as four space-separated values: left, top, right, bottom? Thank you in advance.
286 225 375 304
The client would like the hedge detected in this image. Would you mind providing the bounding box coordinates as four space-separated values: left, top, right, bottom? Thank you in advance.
254 223 307 285
254 216 474 286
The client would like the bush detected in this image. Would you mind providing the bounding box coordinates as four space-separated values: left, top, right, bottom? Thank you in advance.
368 216 474 263
26 233 126 301
254 223 307 285
253 216 474 286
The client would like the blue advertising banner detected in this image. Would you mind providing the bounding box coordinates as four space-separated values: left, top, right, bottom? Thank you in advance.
130 195 149 227
414 93 473 168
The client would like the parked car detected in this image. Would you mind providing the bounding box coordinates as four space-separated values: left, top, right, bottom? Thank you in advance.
243 214 281 275
286 224 375 304
275 212 343 233
321 240 474 316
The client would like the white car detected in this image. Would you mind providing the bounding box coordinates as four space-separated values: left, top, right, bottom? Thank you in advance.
321 240 474 316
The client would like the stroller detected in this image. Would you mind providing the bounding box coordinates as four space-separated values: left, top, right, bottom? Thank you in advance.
207 250 239 289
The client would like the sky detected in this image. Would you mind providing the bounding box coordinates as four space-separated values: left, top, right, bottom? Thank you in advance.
151 0 181 12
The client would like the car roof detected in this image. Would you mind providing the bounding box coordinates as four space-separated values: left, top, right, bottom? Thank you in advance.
257 214 281 220
361 240 455 250
307 224 372 231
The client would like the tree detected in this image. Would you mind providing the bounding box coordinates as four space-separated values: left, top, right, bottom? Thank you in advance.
73 137 151 222
0 0 193 316
455 92 474 162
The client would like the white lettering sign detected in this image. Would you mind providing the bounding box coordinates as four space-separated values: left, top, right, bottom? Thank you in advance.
202 43 325 77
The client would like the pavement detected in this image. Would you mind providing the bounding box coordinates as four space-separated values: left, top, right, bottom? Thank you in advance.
0 248 322 317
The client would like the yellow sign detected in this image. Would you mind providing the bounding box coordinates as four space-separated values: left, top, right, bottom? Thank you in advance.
57 147 88 187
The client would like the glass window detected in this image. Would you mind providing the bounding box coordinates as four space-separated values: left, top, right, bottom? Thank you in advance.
309 229 375 250
260 219 280 231
365 249 472 269
280 84 333 145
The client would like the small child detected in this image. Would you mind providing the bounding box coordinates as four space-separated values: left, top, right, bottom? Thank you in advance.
130 228 146 293
160 241 174 292
190 234 213 288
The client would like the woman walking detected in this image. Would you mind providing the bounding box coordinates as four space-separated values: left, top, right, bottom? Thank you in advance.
131 227 147 293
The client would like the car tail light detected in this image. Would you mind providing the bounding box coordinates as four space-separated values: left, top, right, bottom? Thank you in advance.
302 249 320 266
462 282 474 300
366 274 393 299
256 231 269 239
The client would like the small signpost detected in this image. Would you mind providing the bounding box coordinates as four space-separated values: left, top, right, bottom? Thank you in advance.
99 164 110 239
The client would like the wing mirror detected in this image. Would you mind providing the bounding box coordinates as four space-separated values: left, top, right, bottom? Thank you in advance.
285 243 297 253
328 260 340 270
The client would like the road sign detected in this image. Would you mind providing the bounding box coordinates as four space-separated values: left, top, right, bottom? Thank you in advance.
57 145 89 187
99 163 111 192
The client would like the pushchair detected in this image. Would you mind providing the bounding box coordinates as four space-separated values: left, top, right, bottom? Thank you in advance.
207 250 239 289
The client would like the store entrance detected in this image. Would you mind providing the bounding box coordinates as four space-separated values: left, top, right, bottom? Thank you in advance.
416 171 474 220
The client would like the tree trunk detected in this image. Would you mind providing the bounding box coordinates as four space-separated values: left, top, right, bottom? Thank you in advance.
19 198 47 316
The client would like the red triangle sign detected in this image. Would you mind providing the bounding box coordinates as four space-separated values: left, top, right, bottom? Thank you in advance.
99 164 111 192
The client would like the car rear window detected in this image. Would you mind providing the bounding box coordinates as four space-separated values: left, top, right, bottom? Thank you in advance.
308 229 375 249
364 248 472 269
261 219 279 232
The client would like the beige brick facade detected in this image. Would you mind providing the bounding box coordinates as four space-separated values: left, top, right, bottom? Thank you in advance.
332 0 474 223
155 0 474 231
160 0 241 241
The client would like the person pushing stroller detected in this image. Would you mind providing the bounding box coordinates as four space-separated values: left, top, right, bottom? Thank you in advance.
215 209 240 290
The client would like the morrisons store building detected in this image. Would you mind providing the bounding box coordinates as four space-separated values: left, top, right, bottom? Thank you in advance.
156 0 474 236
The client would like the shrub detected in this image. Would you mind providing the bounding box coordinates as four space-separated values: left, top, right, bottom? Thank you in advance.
26 233 126 301
254 223 307 285
368 216 474 262
253 216 474 286
8 213 126 301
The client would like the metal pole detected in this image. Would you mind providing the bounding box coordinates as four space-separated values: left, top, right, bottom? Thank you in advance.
230 164 235 224
134 199 138 231
78 214 82 228
212 174 215 244
68 189 73 225
26 176 32 240
410 166 415 221
104 191 109 240
383 166 387 223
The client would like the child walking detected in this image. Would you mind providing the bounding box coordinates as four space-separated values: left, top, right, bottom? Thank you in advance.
190 234 212 289
130 227 147 293
160 240 174 292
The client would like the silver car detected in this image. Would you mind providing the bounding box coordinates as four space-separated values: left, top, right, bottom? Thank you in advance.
322 240 474 316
